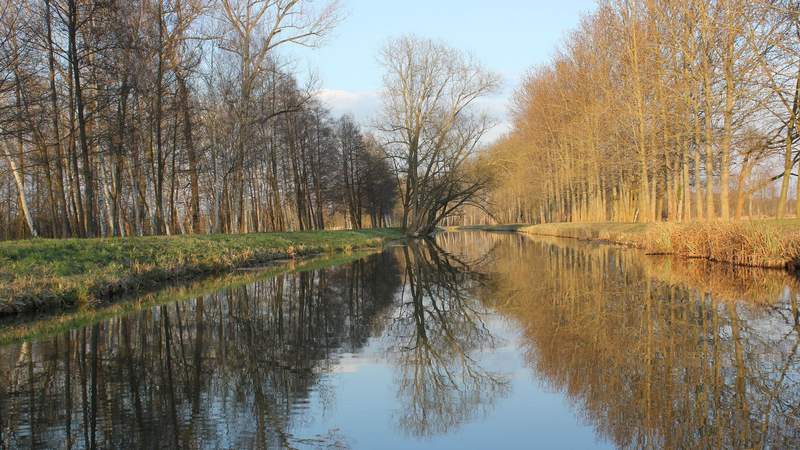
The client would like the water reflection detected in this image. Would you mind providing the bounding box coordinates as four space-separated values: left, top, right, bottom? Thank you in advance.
0 232 798 449
388 241 509 437
483 233 800 449
0 253 402 449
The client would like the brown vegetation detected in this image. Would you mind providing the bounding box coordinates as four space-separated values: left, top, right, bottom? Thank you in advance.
479 0 800 225
519 220 800 269
644 221 800 269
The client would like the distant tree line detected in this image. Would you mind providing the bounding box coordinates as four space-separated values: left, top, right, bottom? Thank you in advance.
0 0 396 240
484 0 800 224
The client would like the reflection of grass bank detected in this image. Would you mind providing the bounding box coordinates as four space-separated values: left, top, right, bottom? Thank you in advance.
0 250 375 345
641 256 797 305
444 224 526 232
0 229 403 316
512 220 800 270
514 233 797 305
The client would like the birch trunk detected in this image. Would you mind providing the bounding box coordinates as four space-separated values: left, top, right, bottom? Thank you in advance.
2 142 37 237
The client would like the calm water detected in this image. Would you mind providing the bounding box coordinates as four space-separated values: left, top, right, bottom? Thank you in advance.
1 232 799 449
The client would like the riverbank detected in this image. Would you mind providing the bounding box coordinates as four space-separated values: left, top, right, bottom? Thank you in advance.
0 251 373 345
0 229 404 316
459 221 800 271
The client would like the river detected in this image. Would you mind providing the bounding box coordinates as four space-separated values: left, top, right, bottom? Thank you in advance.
1 231 798 449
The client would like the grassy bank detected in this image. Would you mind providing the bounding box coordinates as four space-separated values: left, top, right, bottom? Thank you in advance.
0 229 403 316
0 250 373 345
515 220 800 270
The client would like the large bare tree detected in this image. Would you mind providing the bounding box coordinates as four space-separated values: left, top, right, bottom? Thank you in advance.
378 36 499 237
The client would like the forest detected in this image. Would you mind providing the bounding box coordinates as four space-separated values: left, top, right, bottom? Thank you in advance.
6 0 800 242
483 0 800 225
0 0 400 240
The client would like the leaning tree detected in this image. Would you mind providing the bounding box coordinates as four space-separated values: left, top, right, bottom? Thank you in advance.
378 36 500 237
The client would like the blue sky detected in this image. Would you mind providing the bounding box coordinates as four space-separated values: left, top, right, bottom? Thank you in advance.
285 0 597 139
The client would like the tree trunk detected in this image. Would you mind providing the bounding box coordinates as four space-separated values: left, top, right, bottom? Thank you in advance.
734 157 753 221
68 0 97 236
154 3 166 235
177 74 201 234
779 69 800 219
2 143 37 237
45 0 72 237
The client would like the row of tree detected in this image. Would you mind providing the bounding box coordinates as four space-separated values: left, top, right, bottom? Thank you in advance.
0 0 397 240
484 0 800 224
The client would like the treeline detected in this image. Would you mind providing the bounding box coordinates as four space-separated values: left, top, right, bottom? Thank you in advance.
486 0 800 224
0 0 396 240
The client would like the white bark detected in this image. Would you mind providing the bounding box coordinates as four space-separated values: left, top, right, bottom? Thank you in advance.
2 141 37 237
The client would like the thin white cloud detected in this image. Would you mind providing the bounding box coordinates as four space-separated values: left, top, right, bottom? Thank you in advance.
315 89 381 124
475 94 513 145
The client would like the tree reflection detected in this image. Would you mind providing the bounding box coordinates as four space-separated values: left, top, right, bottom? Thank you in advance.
3 232 798 448
0 252 401 449
479 233 800 449
0 241 515 448
387 239 509 438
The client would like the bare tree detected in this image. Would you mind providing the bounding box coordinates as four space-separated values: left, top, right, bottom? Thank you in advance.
218 0 340 233
477 0 791 226
378 36 499 237
0 0 394 241
0 1 36 237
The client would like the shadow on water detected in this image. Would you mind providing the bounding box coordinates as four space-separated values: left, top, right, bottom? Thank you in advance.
1 231 799 449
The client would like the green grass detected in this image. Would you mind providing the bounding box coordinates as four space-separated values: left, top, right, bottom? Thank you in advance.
515 220 800 270
0 229 404 316
0 250 375 345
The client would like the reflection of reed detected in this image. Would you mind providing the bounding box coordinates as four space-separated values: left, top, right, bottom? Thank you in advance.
641 256 800 306
454 232 800 449
520 232 800 306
